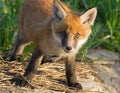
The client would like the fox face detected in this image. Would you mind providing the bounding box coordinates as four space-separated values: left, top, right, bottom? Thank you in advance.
51 0 97 54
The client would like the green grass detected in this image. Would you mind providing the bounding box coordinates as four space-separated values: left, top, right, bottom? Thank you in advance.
0 0 120 60
0 0 23 50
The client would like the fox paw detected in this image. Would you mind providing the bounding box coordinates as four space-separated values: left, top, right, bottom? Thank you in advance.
10 74 34 89
9 55 22 61
68 82 83 89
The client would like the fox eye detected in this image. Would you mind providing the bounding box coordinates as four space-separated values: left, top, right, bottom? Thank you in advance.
74 33 80 38
60 31 67 37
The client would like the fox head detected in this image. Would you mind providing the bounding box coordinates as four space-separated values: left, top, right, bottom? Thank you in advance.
51 0 97 53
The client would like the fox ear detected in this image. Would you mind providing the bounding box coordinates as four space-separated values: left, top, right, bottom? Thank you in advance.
52 0 67 21
80 8 97 25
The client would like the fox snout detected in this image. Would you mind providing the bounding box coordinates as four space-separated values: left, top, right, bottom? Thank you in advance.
61 36 75 53
64 46 72 53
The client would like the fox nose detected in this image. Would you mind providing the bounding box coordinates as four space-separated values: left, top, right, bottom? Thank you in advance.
66 46 72 51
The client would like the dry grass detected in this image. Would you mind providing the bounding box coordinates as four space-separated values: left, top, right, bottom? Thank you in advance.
0 60 102 93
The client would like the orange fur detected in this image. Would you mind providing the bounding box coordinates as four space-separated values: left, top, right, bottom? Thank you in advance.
16 0 97 56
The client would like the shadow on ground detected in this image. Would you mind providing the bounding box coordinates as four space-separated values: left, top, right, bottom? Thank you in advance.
0 49 120 93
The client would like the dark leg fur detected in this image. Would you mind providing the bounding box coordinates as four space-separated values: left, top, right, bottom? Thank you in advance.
13 46 44 87
23 47 43 79
65 54 82 89
41 54 60 64
41 55 53 64
10 37 29 61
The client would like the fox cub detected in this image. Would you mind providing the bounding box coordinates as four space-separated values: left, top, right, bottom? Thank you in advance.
10 0 97 89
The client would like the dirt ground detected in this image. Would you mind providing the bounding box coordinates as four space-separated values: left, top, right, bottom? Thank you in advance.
0 49 120 93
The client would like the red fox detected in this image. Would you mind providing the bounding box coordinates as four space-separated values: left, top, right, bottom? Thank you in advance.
10 0 97 89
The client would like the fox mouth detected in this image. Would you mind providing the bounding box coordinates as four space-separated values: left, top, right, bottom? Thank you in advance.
64 50 71 53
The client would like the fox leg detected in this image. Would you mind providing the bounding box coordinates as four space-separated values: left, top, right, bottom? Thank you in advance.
41 55 53 64
65 54 82 89
23 46 43 79
41 54 60 64
10 35 29 61
14 45 44 87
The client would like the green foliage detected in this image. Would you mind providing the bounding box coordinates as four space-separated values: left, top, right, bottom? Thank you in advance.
0 0 23 50
0 0 120 61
